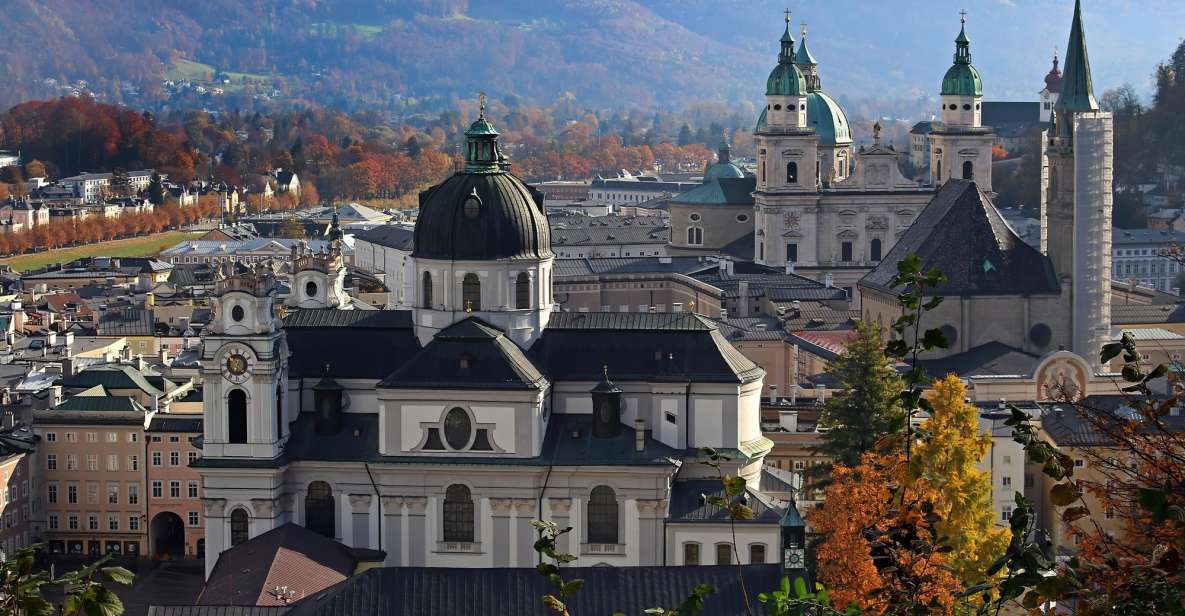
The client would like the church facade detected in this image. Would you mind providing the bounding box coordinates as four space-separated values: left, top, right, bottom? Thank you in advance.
195 111 799 577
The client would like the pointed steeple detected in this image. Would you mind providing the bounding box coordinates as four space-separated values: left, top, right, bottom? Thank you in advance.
778 9 796 64
795 24 822 92
1055 0 1098 114
941 11 982 97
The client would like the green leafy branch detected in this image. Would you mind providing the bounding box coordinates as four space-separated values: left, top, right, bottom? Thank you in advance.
0 546 134 616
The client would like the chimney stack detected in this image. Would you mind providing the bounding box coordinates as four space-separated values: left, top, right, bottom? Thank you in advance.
769 384 778 405
634 418 646 452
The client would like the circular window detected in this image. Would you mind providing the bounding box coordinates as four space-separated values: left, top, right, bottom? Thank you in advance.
1029 323 1052 348
940 324 958 347
773 104 782 111
963 103 972 111
305 281 318 298
463 195 481 219
689 213 701 222
949 104 958 111
231 305 245 322
736 214 750 223
800 104 806 111
443 407 472 450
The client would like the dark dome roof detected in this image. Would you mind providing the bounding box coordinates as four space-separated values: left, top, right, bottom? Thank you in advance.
413 168 552 261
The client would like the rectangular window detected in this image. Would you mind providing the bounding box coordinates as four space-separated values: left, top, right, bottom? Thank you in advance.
87 514 98 531
1002 455 1012 465
109 515 119 531
188 481 199 499
66 455 78 471
188 452 199 465
86 455 98 471
48 514 59 530
715 544 732 565
107 483 119 505
67 484 78 504
107 455 119 472
151 481 162 499
169 436 180 443
47 454 57 470
150 436 162 443
65 432 77 443
128 516 139 531
127 433 138 443
683 543 700 566
128 456 139 471
188 511 199 527
786 243 798 263
841 241 853 262
170 452 180 467
86 432 97 443
47 484 57 504
1001 506 1013 521
151 452 161 467
1002 476 1012 487
45 432 57 442
128 484 139 505
169 481 181 499
106 432 118 443
87 483 98 504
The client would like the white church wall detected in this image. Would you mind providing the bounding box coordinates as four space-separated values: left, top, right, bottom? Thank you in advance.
666 524 779 565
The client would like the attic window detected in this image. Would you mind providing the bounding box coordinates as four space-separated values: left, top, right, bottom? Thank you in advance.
463 193 481 219
459 356 470 370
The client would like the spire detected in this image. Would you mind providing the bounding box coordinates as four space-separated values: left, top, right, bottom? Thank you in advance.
1055 0 1098 114
795 23 821 92
954 10 972 65
463 92 507 173
717 137 731 165
779 8 796 63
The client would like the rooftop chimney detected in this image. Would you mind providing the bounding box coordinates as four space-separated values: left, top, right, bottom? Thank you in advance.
634 418 646 452
769 384 778 405
824 273 834 288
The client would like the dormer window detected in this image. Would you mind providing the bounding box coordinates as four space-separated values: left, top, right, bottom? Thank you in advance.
463 193 481 219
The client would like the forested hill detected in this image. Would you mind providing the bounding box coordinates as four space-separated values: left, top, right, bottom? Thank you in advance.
0 0 1180 113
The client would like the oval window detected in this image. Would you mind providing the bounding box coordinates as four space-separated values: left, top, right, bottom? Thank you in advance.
800 104 806 111
689 213 701 222
963 103 972 111
443 407 472 450
231 305 245 322
305 281 317 298
463 195 481 220
773 104 782 111
736 214 750 223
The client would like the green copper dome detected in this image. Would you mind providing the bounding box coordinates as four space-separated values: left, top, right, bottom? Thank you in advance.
940 24 983 97
806 91 852 145
767 23 807 96
756 108 768 132
704 141 745 181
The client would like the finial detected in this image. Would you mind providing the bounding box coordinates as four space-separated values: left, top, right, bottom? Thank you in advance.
465 299 473 314
602 364 609 380
800 22 807 39
478 91 487 119
784 7 790 25
324 363 330 375
959 8 967 25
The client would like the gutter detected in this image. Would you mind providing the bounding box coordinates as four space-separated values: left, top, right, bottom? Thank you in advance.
363 463 382 552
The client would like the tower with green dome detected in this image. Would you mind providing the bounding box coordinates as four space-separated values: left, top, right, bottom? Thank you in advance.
756 11 816 197
927 12 994 191
795 24 854 187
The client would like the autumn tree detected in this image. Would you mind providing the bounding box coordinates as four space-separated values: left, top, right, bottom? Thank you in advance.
907 375 1009 585
813 320 904 468
23 159 47 180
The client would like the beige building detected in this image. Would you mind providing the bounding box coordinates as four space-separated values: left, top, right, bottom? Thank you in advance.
553 257 724 317
146 414 205 559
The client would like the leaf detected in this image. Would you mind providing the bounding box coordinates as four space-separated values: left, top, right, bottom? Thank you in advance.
1061 506 1090 523
1146 363 1168 381
729 504 755 520
1049 482 1079 507
1099 342 1124 364
83 586 124 616
560 579 584 597
921 328 948 350
722 475 746 498
100 566 134 587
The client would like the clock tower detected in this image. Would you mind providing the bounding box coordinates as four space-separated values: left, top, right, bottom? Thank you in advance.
780 500 808 580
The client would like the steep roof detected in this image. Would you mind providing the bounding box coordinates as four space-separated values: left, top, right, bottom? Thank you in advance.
668 176 755 207
861 180 1059 296
378 318 546 390
1055 0 1098 114
351 225 414 250
668 479 784 524
282 310 418 379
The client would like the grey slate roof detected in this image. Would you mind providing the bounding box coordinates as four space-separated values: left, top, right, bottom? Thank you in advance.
148 415 203 433
915 342 1040 378
351 225 414 250
668 479 784 524
861 180 1059 296
281 310 418 379
378 318 546 390
553 256 716 278
1111 303 1185 325
96 307 155 336
54 395 147 412
1111 228 1185 245
531 313 763 384
149 608 288 616
283 565 786 616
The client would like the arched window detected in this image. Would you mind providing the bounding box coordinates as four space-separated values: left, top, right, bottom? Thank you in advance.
683 542 701 565
443 484 474 542
715 543 732 565
275 384 284 440
870 238 883 262
227 389 247 444
687 227 703 246
462 273 481 312
962 160 974 180
587 486 619 544
786 162 799 184
936 159 942 182
515 272 530 309
749 543 767 564
304 481 335 538
421 271 433 309
230 508 249 546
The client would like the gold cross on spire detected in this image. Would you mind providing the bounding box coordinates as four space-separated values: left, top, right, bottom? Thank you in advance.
784 8 791 25
478 91 487 118
959 8 967 25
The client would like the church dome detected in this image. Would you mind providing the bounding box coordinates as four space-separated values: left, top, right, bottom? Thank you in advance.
940 23 983 97
413 112 552 262
703 141 745 182
767 62 807 97
806 91 852 145
1044 54 1063 93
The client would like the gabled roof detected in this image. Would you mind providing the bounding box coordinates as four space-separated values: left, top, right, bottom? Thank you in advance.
54 395 148 413
284 564 786 616
59 364 167 396
351 225 414 250
378 318 546 390
668 479 784 524
861 180 1059 296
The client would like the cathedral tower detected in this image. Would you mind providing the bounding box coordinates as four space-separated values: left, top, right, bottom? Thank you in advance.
411 102 554 348
928 13 994 190
796 25 854 186
1042 0 1112 368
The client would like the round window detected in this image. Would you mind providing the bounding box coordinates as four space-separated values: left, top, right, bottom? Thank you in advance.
689 213 701 222
773 104 782 111
443 407 472 450
949 104 958 111
736 214 750 223
231 305 245 322
1029 323 1052 348
976 103 981 110
963 103 972 111
463 195 481 220
305 281 318 298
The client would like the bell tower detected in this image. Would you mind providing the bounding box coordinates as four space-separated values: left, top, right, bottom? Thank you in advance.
201 262 289 460
929 12 994 190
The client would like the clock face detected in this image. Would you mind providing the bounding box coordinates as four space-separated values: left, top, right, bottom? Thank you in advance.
784 549 805 568
225 353 249 382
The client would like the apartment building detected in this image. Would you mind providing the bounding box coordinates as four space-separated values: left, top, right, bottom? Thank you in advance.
0 424 37 558
146 414 205 558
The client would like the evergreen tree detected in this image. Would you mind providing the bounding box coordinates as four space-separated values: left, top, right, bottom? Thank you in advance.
907 375 1009 585
147 172 166 205
108 168 131 198
813 320 904 468
677 123 694 147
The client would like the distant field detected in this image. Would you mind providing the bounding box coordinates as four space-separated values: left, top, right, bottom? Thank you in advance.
164 58 215 81
0 231 201 273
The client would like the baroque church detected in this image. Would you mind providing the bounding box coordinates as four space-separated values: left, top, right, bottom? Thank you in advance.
669 13 996 303
195 107 803 576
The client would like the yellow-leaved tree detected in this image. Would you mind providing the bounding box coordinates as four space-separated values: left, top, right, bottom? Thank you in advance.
907 374 1010 584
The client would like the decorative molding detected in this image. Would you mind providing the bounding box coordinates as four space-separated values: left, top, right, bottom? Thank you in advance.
380 495 405 510
404 496 428 515
513 499 536 515
202 498 227 517
349 494 373 512
250 498 275 517
489 498 515 516
548 498 573 516
635 499 668 518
